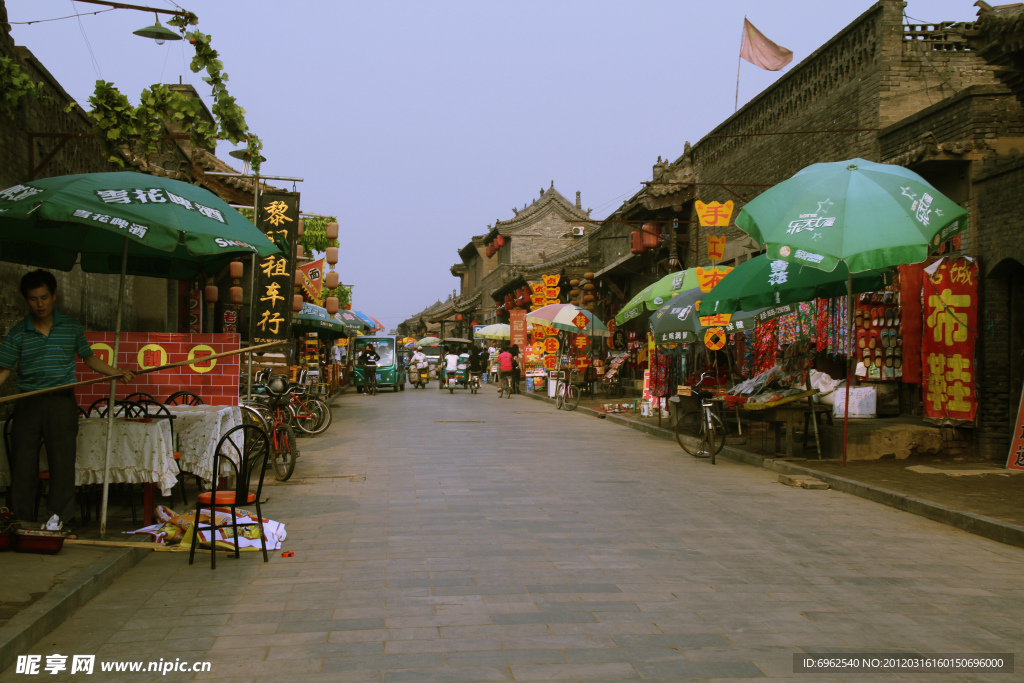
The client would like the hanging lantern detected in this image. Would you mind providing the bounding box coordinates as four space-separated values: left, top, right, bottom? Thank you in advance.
326 222 339 239
583 283 595 291
294 271 304 287
570 289 580 298
204 285 218 303
297 219 304 237
496 235 506 247
570 279 580 287
296 245 305 259
325 271 339 288
229 261 244 280
583 294 595 304
584 272 595 280
326 247 339 265
229 286 243 304
471 319 478 326
455 313 463 322
325 297 339 314
293 295 304 312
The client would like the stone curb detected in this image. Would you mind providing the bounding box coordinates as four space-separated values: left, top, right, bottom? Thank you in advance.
520 391 1024 551
0 546 149 673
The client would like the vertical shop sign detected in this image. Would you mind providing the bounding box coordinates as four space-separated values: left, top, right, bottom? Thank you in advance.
222 309 238 334
922 258 978 423
188 286 202 333
509 309 527 350
1008 386 1024 471
252 191 298 344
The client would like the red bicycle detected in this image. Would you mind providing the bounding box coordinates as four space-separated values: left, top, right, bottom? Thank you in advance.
262 377 299 481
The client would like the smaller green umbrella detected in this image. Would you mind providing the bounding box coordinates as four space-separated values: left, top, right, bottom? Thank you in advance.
614 267 732 327
649 288 786 345
415 336 441 348
336 310 371 332
294 303 348 338
476 324 510 340
698 255 891 316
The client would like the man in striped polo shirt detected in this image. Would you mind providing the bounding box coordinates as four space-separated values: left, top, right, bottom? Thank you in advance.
0 270 134 533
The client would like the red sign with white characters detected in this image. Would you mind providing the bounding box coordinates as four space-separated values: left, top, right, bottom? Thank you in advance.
510 309 527 351
922 258 978 423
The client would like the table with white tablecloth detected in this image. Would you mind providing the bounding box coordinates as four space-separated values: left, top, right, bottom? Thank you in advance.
164 405 242 482
0 417 178 496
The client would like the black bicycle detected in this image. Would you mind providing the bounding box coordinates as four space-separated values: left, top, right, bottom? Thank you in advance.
674 372 725 463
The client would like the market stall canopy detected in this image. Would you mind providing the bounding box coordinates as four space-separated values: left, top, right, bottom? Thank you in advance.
351 310 384 332
294 303 348 338
614 266 732 327
335 310 371 332
650 288 783 345
526 303 609 337
736 158 967 273
441 337 472 344
698 254 891 316
0 172 283 278
415 336 441 348
476 323 510 340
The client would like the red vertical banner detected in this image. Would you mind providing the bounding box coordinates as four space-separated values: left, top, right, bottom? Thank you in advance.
509 309 527 350
922 258 978 423
899 263 924 384
1008 387 1024 471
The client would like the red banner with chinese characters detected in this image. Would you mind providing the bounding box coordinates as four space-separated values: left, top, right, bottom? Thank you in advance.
1008 387 1024 471
509 309 527 351
922 258 978 423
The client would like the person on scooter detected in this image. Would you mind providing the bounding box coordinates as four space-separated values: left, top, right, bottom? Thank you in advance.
467 345 484 389
358 343 380 393
412 348 429 386
497 346 513 394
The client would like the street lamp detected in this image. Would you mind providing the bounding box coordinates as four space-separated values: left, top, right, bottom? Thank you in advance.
132 14 181 44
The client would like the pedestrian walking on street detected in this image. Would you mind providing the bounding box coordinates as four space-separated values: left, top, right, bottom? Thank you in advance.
510 344 521 394
0 270 134 536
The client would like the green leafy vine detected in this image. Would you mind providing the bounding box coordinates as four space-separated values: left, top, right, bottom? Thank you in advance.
0 56 48 119
298 216 340 253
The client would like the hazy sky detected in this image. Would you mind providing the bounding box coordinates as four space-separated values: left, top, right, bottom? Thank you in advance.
11 1 979 329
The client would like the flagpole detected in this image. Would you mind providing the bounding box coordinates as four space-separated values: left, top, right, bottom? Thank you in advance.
735 17 745 112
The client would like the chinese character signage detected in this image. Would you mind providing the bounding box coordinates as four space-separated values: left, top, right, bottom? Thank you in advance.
1008 386 1024 471
695 200 734 227
253 191 298 345
542 274 560 288
299 258 325 300
695 266 732 292
922 258 978 424
706 234 726 262
509 309 527 351
187 286 202 333
223 308 238 334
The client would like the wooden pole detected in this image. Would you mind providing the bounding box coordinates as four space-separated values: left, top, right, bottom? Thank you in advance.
99 238 129 539
0 341 287 406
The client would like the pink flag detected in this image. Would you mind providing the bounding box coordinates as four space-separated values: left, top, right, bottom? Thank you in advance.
740 18 793 71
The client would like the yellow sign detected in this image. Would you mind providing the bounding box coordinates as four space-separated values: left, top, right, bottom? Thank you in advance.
542 274 560 287
695 200 734 227
530 282 546 295
264 200 294 228
188 344 217 373
706 234 726 261
89 343 114 366
704 327 727 350
137 343 167 370
696 266 732 292
699 313 732 327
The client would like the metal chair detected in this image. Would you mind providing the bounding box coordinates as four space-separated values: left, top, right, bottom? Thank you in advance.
165 391 205 406
188 424 271 569
87 398 146 418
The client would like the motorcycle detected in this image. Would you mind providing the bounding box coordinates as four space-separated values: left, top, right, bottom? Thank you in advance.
414 364 429 389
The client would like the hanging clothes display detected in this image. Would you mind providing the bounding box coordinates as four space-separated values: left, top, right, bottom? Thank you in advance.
815 298 829 353
649 352 669 397
753 318 779 375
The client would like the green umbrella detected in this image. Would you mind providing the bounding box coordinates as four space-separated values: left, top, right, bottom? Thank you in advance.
0 172 285 538
614 267 732 327
649 287 788 345
415 336 441 348
697 255 891 316
0 172 283 278
294 303 348 338
736 158 966 273
335 310 371 332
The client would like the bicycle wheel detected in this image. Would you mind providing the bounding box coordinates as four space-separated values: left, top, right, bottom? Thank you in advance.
675 410 710 457
565 383 581 411
272 423 298 480
554 381 564 410
290 400 318 435
311 399 332 434
504 377 512 398
239 404 269 434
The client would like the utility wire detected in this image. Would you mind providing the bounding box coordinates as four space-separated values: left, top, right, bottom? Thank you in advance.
10 7 115 24
70 1 103 80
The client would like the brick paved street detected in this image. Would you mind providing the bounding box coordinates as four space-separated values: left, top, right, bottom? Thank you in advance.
4 388 1024 682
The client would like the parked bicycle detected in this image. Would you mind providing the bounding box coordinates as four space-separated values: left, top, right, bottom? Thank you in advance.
674 372 725 463
499 372 513 398
554 368 581 411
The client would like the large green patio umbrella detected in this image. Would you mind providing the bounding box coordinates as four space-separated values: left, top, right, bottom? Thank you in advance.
294 303 348 338
697 255 891 317
734 158 965 466
0 172 282 277
0 172 284 537
614 267 731 327
736 158 967 273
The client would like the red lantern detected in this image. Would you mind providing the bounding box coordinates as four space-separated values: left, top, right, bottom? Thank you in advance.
326 247 339 265
455 313 463 322
229 286 243 304
641 223 660 249
204 285 218 303
325 271 339 288
295 271 304 286
229 261 244 280
325 222 339 239
293 295 304 312
325 297 339 315
630 230 643 254
496 235 506 247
